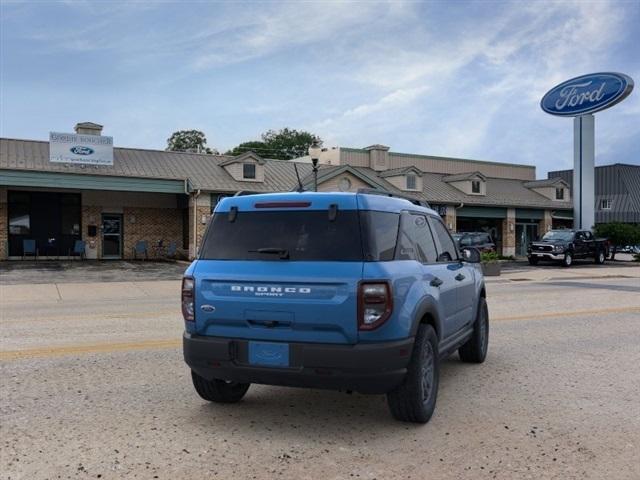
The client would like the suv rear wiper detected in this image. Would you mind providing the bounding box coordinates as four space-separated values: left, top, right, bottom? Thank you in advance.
248 247 290 260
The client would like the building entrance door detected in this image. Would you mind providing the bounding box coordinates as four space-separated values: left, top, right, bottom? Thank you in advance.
102 214 123 259
516 223 538 257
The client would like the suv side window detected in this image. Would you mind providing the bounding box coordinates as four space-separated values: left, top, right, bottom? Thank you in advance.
428 216 458 262
413 214 438 263
396 213 418 261
583 231 593 241
396 213 438 263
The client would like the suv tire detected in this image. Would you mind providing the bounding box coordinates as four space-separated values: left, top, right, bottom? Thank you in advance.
387 324 439 424
191 371 250 403
562 252 573 267
528 256 539 265
595 250 606 265
459 297 489 363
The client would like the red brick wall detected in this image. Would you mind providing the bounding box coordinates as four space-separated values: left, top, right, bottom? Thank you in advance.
122 207 183 260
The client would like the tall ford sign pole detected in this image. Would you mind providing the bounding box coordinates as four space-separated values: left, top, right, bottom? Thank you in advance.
541 73 633 230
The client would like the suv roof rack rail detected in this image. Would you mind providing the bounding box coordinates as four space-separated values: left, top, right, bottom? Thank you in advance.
356 188 430 208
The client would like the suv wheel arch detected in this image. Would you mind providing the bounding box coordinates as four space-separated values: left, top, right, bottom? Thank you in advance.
410 299 442 341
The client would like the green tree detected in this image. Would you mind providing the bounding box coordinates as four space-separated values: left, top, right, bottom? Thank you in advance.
261 128 321 160
225 141 268 157
594 222 640 260
226 128 322 160
166 130 216 154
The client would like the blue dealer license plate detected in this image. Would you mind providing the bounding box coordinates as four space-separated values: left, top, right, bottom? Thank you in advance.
248 341 290 367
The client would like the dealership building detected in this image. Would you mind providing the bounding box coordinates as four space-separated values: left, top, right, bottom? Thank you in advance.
1 122 574 260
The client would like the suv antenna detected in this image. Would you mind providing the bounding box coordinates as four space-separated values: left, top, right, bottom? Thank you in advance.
293 162 305 192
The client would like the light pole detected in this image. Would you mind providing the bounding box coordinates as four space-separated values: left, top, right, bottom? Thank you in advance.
308 140 322 192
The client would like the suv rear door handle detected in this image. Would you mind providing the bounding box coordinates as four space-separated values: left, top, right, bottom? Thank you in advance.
455 273 466 281
429 277 443 287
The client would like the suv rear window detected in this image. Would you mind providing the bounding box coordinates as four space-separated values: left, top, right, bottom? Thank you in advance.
200 209 401 262
200 210 363 261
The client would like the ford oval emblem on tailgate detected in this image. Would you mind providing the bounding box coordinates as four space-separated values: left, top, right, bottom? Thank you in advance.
200 304 215 312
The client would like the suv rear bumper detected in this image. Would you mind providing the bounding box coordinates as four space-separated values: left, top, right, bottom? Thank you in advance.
183 333 414 394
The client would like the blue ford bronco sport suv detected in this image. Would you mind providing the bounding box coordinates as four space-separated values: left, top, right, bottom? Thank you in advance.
182 191 489 423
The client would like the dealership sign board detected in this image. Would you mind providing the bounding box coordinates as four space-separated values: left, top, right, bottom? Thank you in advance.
540 72 634 230
540 72 634 117
49 132 114 166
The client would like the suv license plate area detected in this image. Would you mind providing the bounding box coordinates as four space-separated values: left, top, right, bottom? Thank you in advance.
248 341 290 368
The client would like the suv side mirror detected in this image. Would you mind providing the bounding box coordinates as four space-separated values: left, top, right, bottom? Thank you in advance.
461 247 481 263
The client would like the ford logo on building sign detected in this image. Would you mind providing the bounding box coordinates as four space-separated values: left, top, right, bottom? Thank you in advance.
70 146 94 155
541 72 634 117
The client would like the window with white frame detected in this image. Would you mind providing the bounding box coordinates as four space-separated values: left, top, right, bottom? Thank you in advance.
471 180 481 194
406 174 417 190
555 187 564 200
600 199 612 210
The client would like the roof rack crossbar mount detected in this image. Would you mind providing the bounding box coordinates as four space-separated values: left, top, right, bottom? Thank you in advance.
356 188 430 208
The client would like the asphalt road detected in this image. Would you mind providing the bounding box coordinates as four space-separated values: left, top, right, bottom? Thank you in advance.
1 268 640 479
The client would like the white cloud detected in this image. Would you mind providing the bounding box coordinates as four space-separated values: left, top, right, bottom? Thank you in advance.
311 0 634 174
2 0 637 174
191 1 396 70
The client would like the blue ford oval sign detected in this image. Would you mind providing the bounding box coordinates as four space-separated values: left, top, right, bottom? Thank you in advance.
70 146 95 155
541 72 633 116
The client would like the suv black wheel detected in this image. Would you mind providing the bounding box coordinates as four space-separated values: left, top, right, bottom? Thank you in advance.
562 252 573 267
459 297 489 363
528 256 539 265
191 371 250 403
387 324 439 424
595 250 606 265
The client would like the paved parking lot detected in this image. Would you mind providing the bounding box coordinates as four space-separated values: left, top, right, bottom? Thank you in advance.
1 263 639 479
0 260 187 285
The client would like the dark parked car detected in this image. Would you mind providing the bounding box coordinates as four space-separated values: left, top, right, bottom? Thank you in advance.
452 232 496 253
527 230 608 267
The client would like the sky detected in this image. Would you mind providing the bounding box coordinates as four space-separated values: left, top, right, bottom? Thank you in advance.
1 0 639 177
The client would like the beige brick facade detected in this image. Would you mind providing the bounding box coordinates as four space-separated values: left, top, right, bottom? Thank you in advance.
501 208 516 257
444 205 457 232
81 205 103 259
539 210 553 236
188 194 212 258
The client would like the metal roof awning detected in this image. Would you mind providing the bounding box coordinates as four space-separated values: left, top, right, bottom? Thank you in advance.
457 206 507 219
0 169 188 194
516 208 544 220
552 211 574 220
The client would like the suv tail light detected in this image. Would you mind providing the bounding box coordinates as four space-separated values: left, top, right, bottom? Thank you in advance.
182 277 195 322
358 281 393 330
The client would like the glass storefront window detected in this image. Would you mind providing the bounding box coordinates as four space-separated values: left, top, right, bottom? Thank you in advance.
61 194 81 235
9 211 30 234
9 192 30 234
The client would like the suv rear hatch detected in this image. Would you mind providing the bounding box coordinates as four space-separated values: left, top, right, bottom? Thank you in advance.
193 195 364 345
